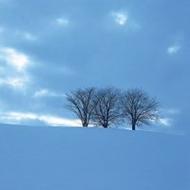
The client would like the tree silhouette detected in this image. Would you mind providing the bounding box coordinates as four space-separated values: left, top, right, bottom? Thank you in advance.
65 88 96 127
92 88 121 128
121 89 159 130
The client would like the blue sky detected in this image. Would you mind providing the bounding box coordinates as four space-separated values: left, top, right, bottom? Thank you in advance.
0 0 189 132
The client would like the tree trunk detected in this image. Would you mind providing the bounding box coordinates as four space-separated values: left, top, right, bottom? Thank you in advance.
82 121 88 127
132 121 136 130
103 123 108 128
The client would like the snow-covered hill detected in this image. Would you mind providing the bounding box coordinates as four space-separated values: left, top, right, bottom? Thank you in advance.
0 125 189 190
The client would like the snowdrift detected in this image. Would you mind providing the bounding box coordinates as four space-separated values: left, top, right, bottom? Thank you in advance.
0 125 189 190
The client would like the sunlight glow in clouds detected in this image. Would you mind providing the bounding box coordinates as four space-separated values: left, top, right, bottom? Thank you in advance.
0 112 81 127
167 45 181 55
0 47 31 89
112 11 128 26
153 108 180 127
158 117 172 127
151 117 172 127
0 48 29 71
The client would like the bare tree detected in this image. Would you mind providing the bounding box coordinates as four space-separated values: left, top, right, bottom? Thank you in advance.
65 88 96 127
121 89 159 130
92 88 122 128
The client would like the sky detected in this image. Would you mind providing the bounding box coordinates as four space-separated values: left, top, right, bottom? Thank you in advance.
0 0 189 132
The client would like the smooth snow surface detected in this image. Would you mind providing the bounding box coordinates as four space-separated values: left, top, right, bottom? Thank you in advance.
0 125 189 190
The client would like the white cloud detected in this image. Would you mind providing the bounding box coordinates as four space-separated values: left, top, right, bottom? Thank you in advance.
158 117 172 127
0 47 29 71
0 47 32 89
0 112 81 127
34 89 51 97
34 89 65 98
153 108 180 128
55 17 70 27
39 115 81 127
167 45 181 55
16 31 37 41
0 77 28 88
23 32 37 41
7 78 25 88
110 11 141 31
112 11 128 26
151 116 172 127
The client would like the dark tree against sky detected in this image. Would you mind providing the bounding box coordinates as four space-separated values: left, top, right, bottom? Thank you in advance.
65 88 96 127
121 89 159 130
92 88 121 128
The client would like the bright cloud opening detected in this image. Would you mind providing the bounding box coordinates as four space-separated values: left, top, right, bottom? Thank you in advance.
55 17 70 27
167 45 181 55
34 89 50 97
0 112 81 127
0 76 28 89
158 117 172 127
34 89 65 98
0 47 32 89
0 48 29 71
112 11 128 26
5 77 27 88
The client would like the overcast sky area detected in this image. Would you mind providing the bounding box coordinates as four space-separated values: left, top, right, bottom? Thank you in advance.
0 0 189 132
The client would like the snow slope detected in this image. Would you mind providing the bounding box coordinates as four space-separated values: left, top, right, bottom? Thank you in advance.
0 125 189 190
